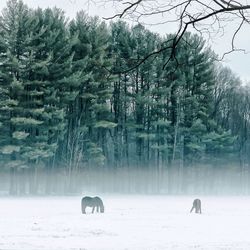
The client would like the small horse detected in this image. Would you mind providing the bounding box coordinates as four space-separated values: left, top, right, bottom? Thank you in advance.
190 198 202 214
81 196 104 214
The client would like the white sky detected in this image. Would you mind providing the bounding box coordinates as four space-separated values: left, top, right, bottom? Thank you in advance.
1 0 250 83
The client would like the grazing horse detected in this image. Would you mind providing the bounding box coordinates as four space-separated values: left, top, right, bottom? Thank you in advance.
190 198 202 214
81 196 104 214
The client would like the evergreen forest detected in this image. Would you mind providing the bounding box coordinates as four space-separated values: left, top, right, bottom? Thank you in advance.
0 0 250 195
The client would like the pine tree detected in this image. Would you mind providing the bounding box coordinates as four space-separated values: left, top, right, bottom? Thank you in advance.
0 1 81 194
68 12 114 179
0 0 34 194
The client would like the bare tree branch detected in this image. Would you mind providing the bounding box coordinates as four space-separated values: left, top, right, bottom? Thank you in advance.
92 0 250 72
103 0 143 20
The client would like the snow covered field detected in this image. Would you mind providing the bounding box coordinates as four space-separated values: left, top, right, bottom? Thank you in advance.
0 195 250 250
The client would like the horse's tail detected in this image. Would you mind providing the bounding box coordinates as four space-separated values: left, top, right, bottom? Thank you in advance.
99 200 104 213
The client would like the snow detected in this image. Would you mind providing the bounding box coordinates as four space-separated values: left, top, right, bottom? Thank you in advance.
0 195 250 249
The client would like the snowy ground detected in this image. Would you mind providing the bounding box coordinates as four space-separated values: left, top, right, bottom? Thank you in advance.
0 195 250 249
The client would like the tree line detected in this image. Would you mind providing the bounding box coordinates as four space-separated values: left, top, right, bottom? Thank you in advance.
0 0 250 195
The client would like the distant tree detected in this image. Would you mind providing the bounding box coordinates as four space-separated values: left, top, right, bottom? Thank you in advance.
109 21 132 167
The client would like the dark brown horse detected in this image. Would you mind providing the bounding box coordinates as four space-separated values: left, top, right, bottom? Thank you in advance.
81 196 104 214
190 198 202 214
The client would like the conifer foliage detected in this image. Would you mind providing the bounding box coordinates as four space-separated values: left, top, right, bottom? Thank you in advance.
0 0 249 194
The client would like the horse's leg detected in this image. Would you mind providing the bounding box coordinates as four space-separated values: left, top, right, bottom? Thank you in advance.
82 205 86 214
92 206 95 213
190 206 194 213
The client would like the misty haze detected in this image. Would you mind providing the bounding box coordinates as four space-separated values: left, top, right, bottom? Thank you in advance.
0 0 250 249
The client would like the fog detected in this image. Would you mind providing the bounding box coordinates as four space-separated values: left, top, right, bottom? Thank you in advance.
1 164 249 196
